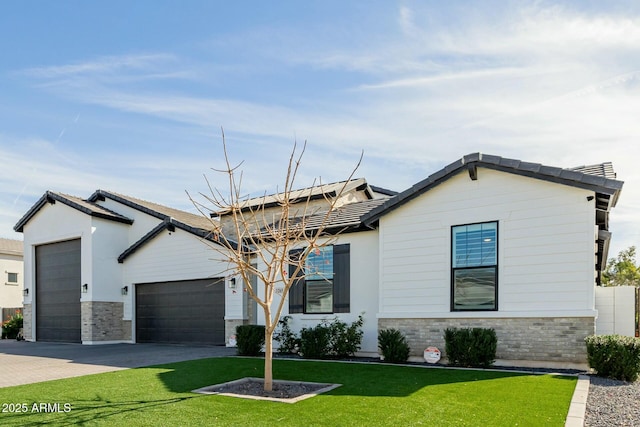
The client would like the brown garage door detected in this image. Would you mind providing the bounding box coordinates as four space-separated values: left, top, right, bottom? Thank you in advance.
35 239 82 343
135 278 225 345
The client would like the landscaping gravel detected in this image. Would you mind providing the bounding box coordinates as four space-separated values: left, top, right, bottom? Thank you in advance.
585 376 640 426
211 379 326 399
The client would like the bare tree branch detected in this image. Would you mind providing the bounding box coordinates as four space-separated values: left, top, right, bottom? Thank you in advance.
192 130 362 391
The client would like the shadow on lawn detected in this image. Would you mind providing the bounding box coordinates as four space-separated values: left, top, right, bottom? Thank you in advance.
1 396 196 426
155 357 577 398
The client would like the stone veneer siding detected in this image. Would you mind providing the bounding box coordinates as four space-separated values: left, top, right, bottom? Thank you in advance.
225 319 248 346
379 317 594 364
81 302 127 342
22 303 33 341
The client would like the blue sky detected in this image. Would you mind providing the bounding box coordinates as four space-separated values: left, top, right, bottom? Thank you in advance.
1 1 640 257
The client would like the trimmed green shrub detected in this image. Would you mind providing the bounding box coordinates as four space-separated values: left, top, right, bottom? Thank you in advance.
444 327 497 368
1 311 23 340
235 325 265 356
327 314 364 358
585 334 640 382
378 328 410 363
300 324 331 359
299 314 365 359
274 316 300 354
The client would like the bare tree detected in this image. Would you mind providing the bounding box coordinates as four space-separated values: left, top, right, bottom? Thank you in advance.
191 131 361 391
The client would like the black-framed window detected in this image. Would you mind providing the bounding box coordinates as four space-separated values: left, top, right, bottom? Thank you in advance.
305 246 334 313
289 244 350 314
451 221 498 311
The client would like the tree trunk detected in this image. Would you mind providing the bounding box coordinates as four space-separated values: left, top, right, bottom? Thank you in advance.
264 328 273 391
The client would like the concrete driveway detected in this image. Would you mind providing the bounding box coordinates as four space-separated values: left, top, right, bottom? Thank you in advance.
0 340 235 388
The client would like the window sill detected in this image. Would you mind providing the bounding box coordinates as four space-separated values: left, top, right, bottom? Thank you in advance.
295 314 337 320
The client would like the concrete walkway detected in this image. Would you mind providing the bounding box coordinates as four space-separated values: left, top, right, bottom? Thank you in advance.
0 340 235 388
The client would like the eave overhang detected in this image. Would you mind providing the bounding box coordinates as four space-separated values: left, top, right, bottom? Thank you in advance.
118 217 241 263
14 191 133 233
362 153 624 228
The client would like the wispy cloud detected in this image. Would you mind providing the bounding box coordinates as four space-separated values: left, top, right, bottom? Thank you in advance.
355 66 550 90
22 53 178 78
6 2 640 255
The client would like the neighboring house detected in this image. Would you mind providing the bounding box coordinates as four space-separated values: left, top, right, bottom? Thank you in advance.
14 153 623 369
0 238 24 319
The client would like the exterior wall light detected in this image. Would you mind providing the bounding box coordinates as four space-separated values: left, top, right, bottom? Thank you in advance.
23 288 29 296
229 278 236 289
121 286 128 296
82 283 88 293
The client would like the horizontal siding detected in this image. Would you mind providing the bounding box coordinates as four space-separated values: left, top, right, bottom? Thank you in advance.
263 230 380 354
123 230 228 283
122 230 240 320
379 168 596 316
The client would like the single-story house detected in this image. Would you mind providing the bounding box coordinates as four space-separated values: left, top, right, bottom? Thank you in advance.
14 153 624 368
0 238 24 319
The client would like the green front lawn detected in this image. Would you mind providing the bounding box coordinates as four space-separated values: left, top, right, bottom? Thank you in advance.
0 357 576 426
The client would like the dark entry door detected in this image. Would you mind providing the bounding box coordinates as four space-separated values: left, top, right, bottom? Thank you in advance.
35 239 82 343
135 278 225 345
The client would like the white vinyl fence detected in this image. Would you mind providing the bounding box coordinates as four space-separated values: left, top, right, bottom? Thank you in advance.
595 286 639 337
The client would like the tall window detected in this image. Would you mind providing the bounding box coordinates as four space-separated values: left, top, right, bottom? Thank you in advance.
305 246 334 313
289 244 350 314
451 221 498 311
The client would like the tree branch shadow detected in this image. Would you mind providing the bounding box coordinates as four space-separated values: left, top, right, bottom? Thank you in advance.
1 396 197 426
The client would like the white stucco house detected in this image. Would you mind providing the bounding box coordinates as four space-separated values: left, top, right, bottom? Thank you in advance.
0 238 24 319
14 153 624 368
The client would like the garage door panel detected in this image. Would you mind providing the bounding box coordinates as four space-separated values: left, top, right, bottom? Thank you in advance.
136 278 225 345
35 239 81 343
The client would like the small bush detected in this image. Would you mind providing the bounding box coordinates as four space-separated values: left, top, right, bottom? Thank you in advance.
327 314 364 358
1 311 23 340
378 329 410 363
444 327 497 368
299 314 365 359
585 335 640 382
274 316 300 354
235 325 265 356
299 324 331 359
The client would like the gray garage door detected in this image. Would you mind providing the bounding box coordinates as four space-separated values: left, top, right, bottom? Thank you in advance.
136 278 225 345
35 239 82 343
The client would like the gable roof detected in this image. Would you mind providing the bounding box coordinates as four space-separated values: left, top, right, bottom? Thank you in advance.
14 191 134 232
87 190 240 262
214 178 375 216
0 238 23 256
259 198 389 237
370 185 399 197
307 198 389 232
117 216 233 262
570 162 617 180
89 190 214 231
362 153 624 228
